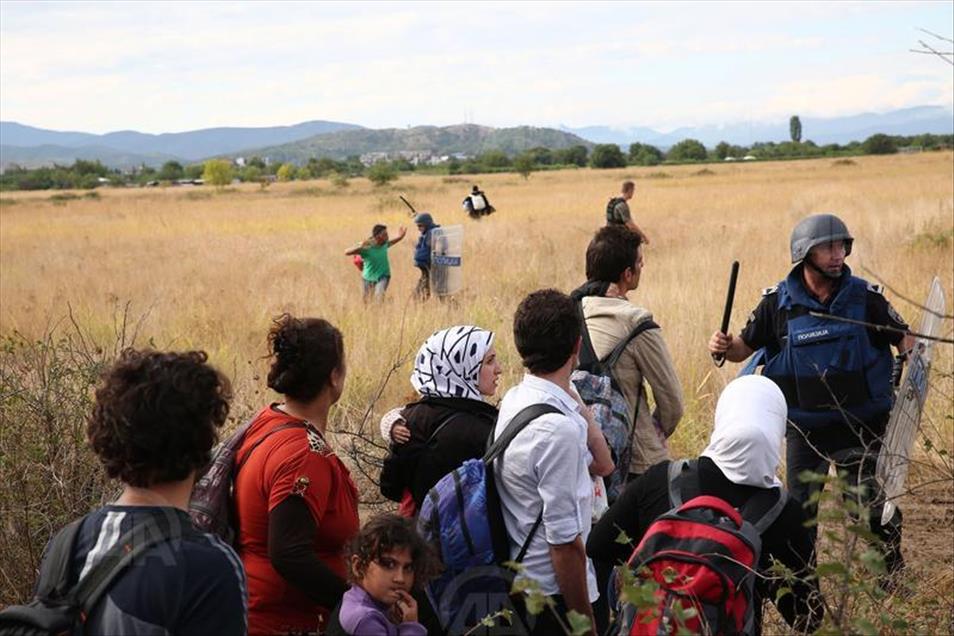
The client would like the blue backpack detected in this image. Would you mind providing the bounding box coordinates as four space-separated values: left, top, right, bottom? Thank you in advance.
417 403 560 633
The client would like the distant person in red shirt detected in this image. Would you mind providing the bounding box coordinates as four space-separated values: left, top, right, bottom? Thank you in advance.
234 314 360 635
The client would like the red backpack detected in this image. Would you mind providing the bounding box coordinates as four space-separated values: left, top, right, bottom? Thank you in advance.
618 459 788 636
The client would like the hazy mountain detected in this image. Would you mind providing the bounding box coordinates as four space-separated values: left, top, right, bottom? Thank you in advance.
562 106 954 148
0 120 363 162
242 124 593 162
0 144 181 170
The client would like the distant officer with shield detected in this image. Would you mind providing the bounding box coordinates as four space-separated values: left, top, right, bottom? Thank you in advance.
707 213 914 586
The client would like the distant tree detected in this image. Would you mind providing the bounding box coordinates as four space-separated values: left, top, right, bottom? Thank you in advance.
477 150 511 168
714 141 732 160
590 144 627 168
790 115 802 143
628 142 663 166
862 133 898 155
72 159 109 177
243 165 263 183
344 155 365 176
276 163 297 182
513 153 535 179
158 160 184 181
330 172 350 188
525 147 553 165
667 139 708 162
367 161 398 186
308 157 340 177
296 164 313 180
446 157 462 175
183 164 204 180
555 144 589 167
202 159 233 187
247 156 267 170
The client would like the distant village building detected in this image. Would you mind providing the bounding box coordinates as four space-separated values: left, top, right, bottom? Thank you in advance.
358 150 472 167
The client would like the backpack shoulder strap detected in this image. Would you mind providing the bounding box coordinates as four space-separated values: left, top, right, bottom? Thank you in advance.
576 301 601 372
70 513 182 617
235 421 308 473
485 403 561 565
741 487 789 534
602 318 660 370
484 404 562 463
667 459 699 507
424 412 464 447
35 518 84 600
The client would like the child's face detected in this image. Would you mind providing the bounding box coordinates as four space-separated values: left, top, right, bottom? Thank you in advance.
356 547 415 605
416 224 426 234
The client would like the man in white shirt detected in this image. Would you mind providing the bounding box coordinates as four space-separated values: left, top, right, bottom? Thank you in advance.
494 289 614 636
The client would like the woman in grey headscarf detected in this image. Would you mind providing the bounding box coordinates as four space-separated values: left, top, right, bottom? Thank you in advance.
379 325 502 516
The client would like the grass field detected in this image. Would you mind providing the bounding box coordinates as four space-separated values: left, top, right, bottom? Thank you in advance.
1 152 952 630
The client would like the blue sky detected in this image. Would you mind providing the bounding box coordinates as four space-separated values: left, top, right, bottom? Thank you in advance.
1 1 952 134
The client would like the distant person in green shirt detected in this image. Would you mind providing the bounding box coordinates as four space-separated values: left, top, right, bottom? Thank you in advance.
345 223 407 301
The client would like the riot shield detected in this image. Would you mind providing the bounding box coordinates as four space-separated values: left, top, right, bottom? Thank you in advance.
430 225 463 297
876 276 946 525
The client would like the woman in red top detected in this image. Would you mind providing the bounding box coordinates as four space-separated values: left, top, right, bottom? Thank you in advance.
234 314 360 635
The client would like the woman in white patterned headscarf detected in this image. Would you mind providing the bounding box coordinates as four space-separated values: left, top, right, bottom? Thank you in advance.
410 325 499 400
379 326 502 517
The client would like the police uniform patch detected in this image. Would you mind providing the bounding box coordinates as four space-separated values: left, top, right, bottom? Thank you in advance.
761 285 778 297
866 283 884 295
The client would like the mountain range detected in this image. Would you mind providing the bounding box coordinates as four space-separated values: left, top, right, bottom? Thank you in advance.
560 106 953 148
244 124 591 164
1 106 951 170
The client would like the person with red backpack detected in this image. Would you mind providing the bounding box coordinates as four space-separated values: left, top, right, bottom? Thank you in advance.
587 376 823 635
233 314 359 635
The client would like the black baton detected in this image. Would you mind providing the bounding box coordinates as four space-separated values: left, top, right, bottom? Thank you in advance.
399 195 417 216
713 261 740 368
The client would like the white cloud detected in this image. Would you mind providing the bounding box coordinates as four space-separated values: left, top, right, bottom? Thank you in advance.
1 1 951 132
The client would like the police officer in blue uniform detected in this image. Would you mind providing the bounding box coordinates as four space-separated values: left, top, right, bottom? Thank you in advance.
708 214 914 582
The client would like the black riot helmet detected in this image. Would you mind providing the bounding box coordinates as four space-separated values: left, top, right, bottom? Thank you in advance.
790 214 854 264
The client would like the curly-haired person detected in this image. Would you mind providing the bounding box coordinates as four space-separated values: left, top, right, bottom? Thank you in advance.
31 349 247 635
325 514 440 636
233 314 360 635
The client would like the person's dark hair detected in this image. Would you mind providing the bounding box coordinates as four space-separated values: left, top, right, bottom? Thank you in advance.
348 514 441 591
371 224 387 236
513 289 580 374
267 314 344 402
621 180 635 194
585 225 643 283
87 349 231 488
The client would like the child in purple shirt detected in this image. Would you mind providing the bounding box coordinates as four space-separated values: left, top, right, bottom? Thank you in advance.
337 514 439 636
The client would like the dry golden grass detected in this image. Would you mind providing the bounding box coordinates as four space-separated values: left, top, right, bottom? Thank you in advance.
2 152 953 628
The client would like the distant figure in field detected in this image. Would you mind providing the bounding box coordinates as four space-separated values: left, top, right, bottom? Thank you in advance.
462 184 495 219
411 212 440 301
605 180 650 245
345 224 407 301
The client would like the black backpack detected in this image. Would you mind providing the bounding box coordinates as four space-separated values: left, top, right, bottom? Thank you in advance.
189 414 305 544
606 196 626 224
0 514 179 636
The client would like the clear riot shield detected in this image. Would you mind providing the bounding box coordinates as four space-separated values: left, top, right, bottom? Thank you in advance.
430 225 463 297
876 276 945 525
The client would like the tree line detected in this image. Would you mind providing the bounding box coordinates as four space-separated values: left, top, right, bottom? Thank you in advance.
1 132 951 191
